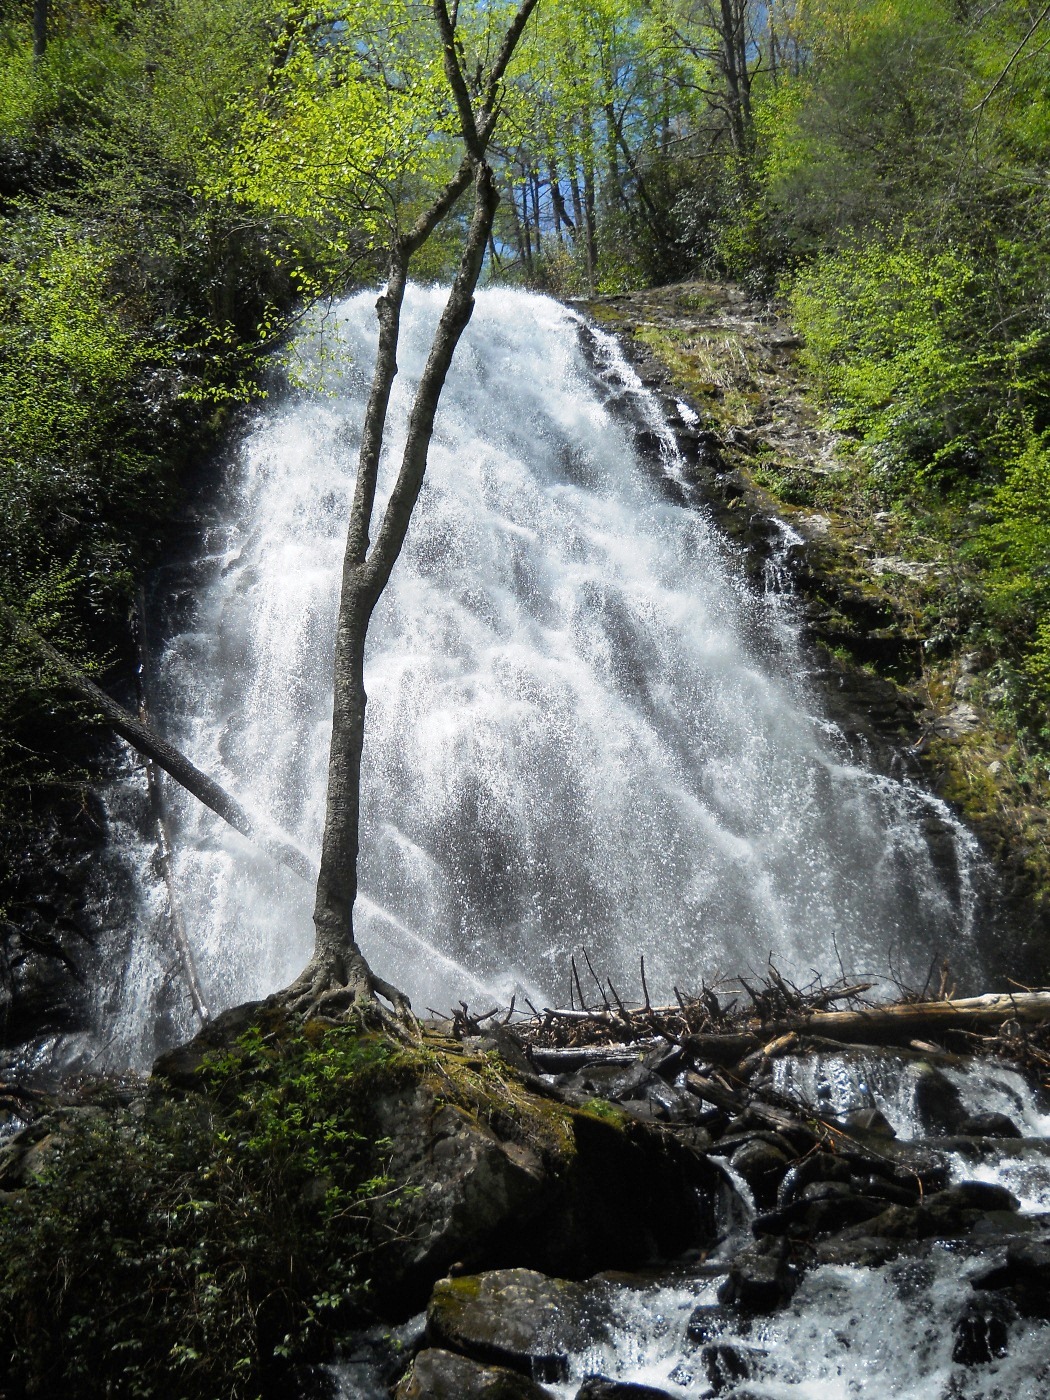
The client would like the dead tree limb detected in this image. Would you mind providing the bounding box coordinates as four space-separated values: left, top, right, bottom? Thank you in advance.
0 599 313 883
776 992 1050 1043
132 593 209 1023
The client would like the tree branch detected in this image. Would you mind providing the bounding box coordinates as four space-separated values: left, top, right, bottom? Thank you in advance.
0 601 313 882
366 160 498 598
480 0 542 131
433 0 484 158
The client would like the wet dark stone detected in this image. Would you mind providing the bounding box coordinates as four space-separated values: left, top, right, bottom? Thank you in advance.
625 1077 703 1124
913 1068 969 1136
700 1342 767 1394
952 1300 1013 1366
973 1236 1050 1318
566 1062 651 1102
755 1185 889 1239
960 1112 1023 1139
800 1189 890 1237
723 1110 815 1153
685 1303 741 1347
575 1378 675 1399
841 1108 896 1138
777 1153 851 1207
833 1204 924 1242
814 1235 906 1269
850 1175 920 1207
717 1241 798 1312
394 1348 550 1399
426 1269 602 1383
926 1182 1020 1215
728 1139 792 1209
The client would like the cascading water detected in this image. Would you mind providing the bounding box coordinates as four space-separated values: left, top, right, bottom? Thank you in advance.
95 286 984 1065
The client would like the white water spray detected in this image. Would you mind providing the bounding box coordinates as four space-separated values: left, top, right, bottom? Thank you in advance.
97 287 983 1062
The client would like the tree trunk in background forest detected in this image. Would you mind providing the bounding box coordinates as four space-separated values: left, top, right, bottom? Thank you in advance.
32 0 47 61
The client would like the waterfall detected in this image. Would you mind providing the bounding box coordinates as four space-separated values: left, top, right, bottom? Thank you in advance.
95 287 984 1063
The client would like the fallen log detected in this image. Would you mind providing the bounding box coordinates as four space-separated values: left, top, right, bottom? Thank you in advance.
523 992 1050 1063
772 992 1050 1044
2 600 313 883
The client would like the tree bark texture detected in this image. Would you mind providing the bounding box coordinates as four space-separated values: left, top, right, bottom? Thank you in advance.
302 0 528 1011
32 0 47 61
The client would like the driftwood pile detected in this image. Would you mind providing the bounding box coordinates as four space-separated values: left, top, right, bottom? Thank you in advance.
436 961 1050 1093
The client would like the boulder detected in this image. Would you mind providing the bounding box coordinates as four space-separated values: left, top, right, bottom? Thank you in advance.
850 1173 920 1207
368 1082 732 1311
394 1348 552 1399
959 1112 1023 1139
686 1303 742 1347
700 1342 767 1394
754 1185 889 1239
919 1182 1020 1236
840 1108 896 1138
717 1240 798 1312
574 1378 675 1399
777 1153 851 1207
727 1139 792 1209
426 1269 601 1383
832 1204 924 1243
973 1236 1050 1318
927 1182 1019 1214
952 1299 1013 1365
912 1068 968 1136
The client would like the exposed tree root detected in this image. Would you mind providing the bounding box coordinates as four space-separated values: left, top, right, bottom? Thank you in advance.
281 948 415 1038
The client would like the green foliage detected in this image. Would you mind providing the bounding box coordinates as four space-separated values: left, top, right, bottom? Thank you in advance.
793 238 989 484
0 0 329 873
978 431 1050 741
0 1020 410 1400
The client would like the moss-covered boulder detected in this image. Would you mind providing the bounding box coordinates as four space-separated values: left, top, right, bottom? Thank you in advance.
0 1005 733 1400
395 1347 552 1399
426 1269 598 1382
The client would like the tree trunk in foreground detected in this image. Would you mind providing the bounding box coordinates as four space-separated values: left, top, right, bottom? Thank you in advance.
297 164 500 1016
294 0 539 1016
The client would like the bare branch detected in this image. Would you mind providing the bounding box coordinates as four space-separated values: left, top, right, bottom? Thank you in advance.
366 161 498 597
433 0 484 158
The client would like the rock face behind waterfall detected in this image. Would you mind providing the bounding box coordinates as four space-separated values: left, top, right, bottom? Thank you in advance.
587 280 1050 984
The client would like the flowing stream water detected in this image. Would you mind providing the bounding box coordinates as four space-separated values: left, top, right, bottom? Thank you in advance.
93 286 986 1066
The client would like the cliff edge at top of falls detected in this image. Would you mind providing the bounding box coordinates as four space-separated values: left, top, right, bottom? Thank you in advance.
582 279 1050 986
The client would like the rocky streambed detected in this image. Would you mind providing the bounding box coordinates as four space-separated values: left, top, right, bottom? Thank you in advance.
1 994 1049 1397
355 1014 1050 1400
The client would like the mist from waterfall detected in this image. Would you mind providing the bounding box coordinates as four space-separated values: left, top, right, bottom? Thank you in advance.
94 287 983 1064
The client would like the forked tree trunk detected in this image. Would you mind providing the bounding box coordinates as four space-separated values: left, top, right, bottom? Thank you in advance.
299 163 500 1015
294 0 539 1014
